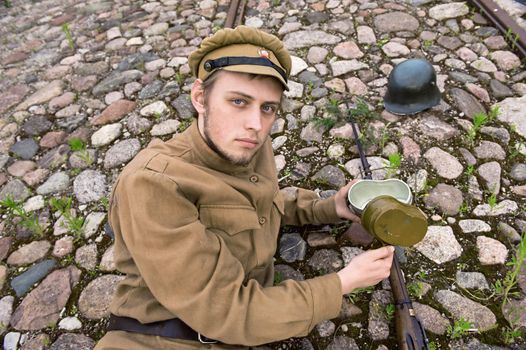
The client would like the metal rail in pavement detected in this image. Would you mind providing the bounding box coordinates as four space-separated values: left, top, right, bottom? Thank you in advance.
470 0 526 58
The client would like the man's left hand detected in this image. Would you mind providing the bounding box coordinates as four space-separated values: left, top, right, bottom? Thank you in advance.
334 179 361 223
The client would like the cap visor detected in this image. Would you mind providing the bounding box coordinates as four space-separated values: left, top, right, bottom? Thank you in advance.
222 64 289 91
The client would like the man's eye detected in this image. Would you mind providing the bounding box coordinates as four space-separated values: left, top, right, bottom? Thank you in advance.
232 98 245 105
262 105 276 114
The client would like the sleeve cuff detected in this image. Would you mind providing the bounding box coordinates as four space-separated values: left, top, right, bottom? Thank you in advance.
313 197 341 224
306 273 342 330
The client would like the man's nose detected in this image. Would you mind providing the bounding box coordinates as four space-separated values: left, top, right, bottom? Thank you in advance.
244 107 262 131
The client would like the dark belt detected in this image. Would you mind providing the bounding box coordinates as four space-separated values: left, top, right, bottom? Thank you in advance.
107 314 220 344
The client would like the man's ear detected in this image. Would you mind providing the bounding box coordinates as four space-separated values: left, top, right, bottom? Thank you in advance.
191 79 206 115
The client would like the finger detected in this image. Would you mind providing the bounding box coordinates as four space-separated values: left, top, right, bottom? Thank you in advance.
368 246 395 259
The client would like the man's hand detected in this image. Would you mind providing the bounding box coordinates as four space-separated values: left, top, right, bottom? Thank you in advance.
334 179 360 223
337 246 395 295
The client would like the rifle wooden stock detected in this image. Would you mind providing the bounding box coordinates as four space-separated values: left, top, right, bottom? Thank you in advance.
390 254 429 350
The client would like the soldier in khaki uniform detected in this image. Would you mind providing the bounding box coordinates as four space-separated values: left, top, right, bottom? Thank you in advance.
95 26 394 350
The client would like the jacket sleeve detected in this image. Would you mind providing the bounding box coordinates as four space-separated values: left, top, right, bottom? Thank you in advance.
112 169 342 346
280 187 342 226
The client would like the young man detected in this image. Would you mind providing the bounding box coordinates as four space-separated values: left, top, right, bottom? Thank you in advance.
95 26 394 350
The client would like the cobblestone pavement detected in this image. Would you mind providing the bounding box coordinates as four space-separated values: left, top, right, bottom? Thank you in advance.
1 0 526 349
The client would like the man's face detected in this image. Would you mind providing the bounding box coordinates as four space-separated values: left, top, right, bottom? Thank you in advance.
193 71 283 166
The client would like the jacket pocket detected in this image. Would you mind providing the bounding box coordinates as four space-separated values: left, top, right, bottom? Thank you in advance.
199 205 260 235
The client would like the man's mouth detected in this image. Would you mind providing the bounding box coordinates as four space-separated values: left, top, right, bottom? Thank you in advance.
236 138 259 148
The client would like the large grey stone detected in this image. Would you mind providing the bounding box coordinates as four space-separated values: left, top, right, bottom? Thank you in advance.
73 170 107 203
103 139 141 168
413 302 450 335
78 274 125 319
0 179 30 202
418 115 459 140
92 70 143 96
312 165 346 188
374 12 419 32
434 290 496 331
494 95 526 139
423 147 463 179
36 171 69 195
283 31 341 50
414 226 462 264
424 184 463 215
450 88 485 118
477 161 501 194
472 200 518 216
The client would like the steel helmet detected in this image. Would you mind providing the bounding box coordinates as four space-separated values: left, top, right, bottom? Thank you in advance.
383 58 441 115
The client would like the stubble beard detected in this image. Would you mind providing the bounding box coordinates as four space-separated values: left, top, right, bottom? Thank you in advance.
202 109 254 166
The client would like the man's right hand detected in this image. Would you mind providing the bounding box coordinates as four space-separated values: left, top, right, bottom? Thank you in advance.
337 246 395 295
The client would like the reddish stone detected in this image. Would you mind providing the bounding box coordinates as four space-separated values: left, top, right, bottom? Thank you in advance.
71 75 98 92
7 160 36 177
2 51 29 65
23 39 45 51
5 68 20 78
44 65 72 80
90 99 136 125
39 131 67 148
0 84 30 114
66 127 91 143
0 172 7 187
22 168 50 187
141 71 158 85
334 41 364 59
48 92 76 112
310 2 325 11
10 266 81 330
400 136 421 165
340 223 374 247
0 236 13 261
50 13 75 26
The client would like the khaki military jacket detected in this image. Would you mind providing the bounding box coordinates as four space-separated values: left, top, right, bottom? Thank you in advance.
106 121 343 347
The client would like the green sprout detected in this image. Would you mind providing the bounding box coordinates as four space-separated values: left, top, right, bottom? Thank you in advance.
487 191 497 209
68 137 93 167
502 325 524 345
408 281 425 299
385 303 395 321
493 233 526 308
377 38 390 48
488 105 500 122
61 23 75 50
466 112 488 147
346 286 374 304
505 28 520 50
49 197 85 241
0 195 44 237
386 152 402 178
447 318 474 339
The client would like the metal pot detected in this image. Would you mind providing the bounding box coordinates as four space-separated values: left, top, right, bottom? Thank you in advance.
362 196 427 247
347 179 427 247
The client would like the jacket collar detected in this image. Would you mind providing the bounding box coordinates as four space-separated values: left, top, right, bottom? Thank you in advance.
187 120 258 175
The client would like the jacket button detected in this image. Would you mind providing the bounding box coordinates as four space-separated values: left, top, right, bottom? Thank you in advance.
259 217 266 225
250 175 258 183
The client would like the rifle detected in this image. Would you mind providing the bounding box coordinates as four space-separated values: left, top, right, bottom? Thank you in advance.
348 107 430 350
